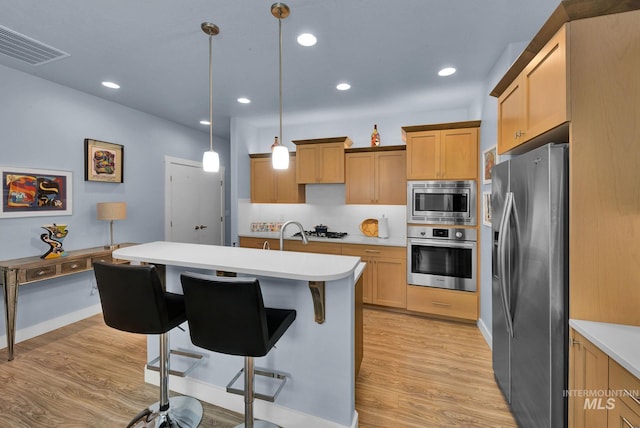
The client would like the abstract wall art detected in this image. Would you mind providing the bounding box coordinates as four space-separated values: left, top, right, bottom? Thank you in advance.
0 167 73 218
84 138 124 183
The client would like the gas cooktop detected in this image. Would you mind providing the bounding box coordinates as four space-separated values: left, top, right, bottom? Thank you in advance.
293 231 348 239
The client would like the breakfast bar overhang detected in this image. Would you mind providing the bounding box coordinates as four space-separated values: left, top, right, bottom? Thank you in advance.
113 241 363 428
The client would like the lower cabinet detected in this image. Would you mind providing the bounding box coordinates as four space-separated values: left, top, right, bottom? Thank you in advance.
238 237 280 250
341 244 406 308
569 329 640 428
406 286 477 321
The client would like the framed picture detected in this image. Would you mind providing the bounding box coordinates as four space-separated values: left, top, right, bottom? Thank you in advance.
84 139 124 183
483 191 492 227
0 166 73 218
482 145 499 184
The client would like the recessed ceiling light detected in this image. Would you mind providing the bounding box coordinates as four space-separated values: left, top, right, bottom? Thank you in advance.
237 97 251 104
297 33 317 47
101 81 120 89
200 120 210 125
336 83 351 91
438 67 456 77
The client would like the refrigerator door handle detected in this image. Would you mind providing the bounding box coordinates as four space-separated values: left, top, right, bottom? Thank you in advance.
498 192 515 337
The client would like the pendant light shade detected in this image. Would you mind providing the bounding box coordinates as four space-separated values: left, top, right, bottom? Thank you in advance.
203 150 220 172
202 22 220 173
271 3 290 170
272 145 289 169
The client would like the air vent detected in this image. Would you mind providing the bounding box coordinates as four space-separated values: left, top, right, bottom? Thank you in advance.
0 26 70 65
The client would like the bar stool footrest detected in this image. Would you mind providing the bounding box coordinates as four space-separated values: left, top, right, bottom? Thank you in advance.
226 367 288 402
147 349 204 377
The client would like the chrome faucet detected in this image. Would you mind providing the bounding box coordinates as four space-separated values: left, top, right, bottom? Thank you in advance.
280 220 308 251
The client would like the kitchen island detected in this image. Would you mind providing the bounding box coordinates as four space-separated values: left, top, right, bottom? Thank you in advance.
113 241 363 428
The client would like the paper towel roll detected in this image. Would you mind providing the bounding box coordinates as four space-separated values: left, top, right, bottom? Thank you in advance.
378 215 389 239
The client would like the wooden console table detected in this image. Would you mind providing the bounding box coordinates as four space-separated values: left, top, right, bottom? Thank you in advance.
0 244 133 361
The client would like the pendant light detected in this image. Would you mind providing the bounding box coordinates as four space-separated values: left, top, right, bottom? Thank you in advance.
271 3 290 170
202 22 220 172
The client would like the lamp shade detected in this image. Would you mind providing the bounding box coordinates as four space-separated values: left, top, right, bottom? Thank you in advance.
202 150 220 172
272 145 289 169
96 202 127 221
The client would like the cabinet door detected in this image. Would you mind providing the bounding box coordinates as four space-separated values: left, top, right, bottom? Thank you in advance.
274 156 305 203
523 25 568 143
320 143 346 183
406 286 478 320
361 256 374 304
569 330 609 428
406 130 440 179
250 158 276 203
296 145 318 184
376 150 406 205
238 237 280 250
498 77 524 154
372 257 406 308
345 152 375 204
440 127 478 179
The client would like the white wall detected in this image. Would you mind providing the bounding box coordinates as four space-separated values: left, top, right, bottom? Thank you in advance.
477 41 527 346
0 64 230 347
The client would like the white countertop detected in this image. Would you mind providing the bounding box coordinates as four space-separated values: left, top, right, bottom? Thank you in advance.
239 232 407 248
113 241 361 282
570 319 640 379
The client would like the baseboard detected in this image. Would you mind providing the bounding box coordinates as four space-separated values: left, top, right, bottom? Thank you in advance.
477 317 492 350
0 304 102 350
145 367 358 428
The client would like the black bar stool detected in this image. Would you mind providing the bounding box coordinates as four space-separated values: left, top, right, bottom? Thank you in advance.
93 262 203 428
180 273 296 428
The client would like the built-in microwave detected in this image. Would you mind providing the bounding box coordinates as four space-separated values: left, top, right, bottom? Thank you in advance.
407 180 476 225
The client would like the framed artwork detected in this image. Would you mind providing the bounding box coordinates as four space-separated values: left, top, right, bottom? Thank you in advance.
0 166 73 218
84 139 124 183
482 145 498 184
483 191 492 227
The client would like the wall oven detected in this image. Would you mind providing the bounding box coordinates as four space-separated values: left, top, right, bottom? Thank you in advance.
407 226 477 292
407 180 476 225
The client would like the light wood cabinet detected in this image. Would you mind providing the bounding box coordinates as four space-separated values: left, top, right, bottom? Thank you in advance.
608 360 640 428
406 286 477 321
250 153 305 204
286 239 342 254
342 244 406 308
402 122 479 180
569 330 610 428
238 236 280 250
497 25 569 154
345 146 406 205
292 136 353 184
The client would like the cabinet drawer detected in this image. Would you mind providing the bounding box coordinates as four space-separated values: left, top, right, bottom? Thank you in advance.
91 255 114 265
286 240 342 254
610 360 640 414
25 265 57 282
406 285 477 321
61 258 90 274
342 244 405 259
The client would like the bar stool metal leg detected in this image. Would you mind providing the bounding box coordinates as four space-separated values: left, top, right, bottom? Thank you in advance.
235 356 279 428
127 332 203 428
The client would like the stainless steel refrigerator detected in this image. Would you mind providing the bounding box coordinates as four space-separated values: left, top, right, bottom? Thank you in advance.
491 143 569 428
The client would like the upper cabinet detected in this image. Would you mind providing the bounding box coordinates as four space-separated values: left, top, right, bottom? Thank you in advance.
402 121 480 180
292 136 353 184
497 25 569 154
345 146 406 205
250 153 305 204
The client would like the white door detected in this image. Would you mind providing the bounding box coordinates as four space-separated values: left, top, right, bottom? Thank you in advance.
165 157 224 245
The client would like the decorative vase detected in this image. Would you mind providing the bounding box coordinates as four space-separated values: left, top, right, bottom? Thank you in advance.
40 224 69 259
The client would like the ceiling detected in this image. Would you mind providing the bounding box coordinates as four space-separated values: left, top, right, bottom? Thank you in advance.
0 0 560 140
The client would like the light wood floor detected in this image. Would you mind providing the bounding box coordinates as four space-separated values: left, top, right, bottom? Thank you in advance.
0 309 516 427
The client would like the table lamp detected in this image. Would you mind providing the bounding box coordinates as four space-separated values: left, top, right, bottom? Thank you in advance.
97 202 127 249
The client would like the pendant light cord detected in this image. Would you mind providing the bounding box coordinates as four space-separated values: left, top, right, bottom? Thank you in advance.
209 34 213 152
278 14 283 148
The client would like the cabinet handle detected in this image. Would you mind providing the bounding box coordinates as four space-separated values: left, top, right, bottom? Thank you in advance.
365 250 380 253
624 389 640 407
70 264 79 269
621 416 636 428
431 301 451 307
37 270 47 276
569 337 581 347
